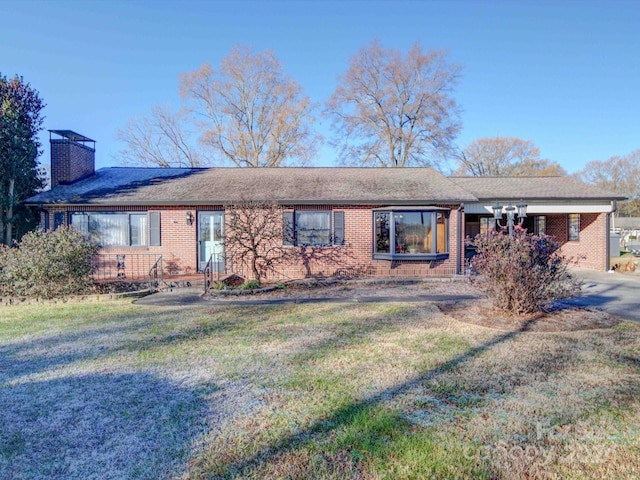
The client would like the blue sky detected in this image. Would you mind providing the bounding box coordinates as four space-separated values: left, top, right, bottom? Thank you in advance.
2 0 638 173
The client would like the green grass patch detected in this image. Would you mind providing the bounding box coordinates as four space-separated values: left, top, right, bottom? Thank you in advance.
1 299 639 479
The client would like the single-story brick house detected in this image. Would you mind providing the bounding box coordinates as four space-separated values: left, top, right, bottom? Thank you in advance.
25 130 624 280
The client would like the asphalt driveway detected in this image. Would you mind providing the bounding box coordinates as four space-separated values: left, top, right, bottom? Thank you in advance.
567 267 640 322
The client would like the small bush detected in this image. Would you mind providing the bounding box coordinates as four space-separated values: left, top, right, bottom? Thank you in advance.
471 228 581 315
241 279 261 290
213 281 226 291
0 227 98 299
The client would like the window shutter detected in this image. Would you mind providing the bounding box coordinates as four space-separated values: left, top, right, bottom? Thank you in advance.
53 212 65 229
149 212 161 246
333 211 345 245
283 211 294 245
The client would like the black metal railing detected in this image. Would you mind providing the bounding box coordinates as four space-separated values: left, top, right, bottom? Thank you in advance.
148 256 163 292
203 253 225 293
92 254 163 283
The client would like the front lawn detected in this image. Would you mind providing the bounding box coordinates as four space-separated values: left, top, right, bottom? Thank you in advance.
1 299 639 479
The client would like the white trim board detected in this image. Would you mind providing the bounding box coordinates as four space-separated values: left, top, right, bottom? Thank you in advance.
463 202 614 215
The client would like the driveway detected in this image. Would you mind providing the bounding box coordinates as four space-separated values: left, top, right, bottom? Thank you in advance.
567 267 640 322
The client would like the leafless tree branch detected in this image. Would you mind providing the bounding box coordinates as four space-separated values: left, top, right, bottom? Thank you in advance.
327 39 462 169
454 137 566 177
224 200 298 282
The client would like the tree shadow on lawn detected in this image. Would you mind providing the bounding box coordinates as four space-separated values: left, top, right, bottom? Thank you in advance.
0 310 186 384
0 372 207 480
219 319 530 462
0 302 403 479
0 306 247 479
126 302 425 357
194 315 640 478
3 301 638 478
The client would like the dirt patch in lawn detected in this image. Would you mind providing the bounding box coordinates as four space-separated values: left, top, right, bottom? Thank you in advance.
439 298 621 332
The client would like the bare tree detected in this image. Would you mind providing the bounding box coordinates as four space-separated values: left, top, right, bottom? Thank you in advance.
179 45 319 167
117 106 206 168
512 158 566 177
575 150 640 216
224 200 298 283
327 39 462 169
455 137 566 176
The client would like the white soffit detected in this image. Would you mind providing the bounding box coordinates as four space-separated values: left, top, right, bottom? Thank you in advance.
464 202 614 214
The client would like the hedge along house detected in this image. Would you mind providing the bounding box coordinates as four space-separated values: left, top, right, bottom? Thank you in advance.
25 130 624 281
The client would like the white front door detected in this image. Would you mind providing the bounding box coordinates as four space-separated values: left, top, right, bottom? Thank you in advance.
198 212 224 272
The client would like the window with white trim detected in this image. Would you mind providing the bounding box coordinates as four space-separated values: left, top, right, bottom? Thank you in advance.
374 209 449 260
71 212 160 247
283 210 345 246
535 216 546 235
568 214 580 241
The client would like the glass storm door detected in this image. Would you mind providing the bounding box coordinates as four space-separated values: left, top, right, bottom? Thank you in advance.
198 212 224 272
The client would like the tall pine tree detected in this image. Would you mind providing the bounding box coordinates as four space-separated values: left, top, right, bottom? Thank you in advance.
0 74 45 245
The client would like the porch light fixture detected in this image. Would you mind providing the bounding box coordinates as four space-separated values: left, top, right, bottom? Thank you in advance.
492 199 527 236
186 211 195 226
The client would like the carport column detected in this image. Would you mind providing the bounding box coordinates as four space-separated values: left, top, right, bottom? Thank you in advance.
606 213 611 272
457 205 464 275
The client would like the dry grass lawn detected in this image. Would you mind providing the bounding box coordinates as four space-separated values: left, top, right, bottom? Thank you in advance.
1 283 639 479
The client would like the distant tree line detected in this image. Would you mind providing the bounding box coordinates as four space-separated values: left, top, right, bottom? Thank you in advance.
3 39 638 243
574 150 640 217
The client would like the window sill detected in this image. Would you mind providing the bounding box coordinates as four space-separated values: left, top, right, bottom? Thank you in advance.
99 245 151 250
285 244 345 248
374 253 449 261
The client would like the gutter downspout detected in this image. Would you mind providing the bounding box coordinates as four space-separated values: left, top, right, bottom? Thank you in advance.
457 203 464 276
606 200 617 272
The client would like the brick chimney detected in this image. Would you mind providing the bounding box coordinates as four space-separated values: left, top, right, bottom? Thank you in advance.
49 130 96 187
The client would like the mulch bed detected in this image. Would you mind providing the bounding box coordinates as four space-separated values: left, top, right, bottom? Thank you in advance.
439 299 621 332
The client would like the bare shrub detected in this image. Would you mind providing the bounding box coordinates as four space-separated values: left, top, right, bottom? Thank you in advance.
0 226 98 298
224 200 298 283
471 228 580 315
613 258 637 272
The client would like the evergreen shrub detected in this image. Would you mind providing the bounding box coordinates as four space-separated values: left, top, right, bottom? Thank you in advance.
0 227 98 298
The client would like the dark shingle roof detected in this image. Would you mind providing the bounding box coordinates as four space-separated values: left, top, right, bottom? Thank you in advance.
449 176 626 201
27 168 198 204
26 167 477 206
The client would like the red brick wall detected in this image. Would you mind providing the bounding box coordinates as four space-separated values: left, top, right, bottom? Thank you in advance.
42 204 611 278
50 139 95 187
548 213 608 271
45 205 206 279
45 204 464 280
272 205 462 279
